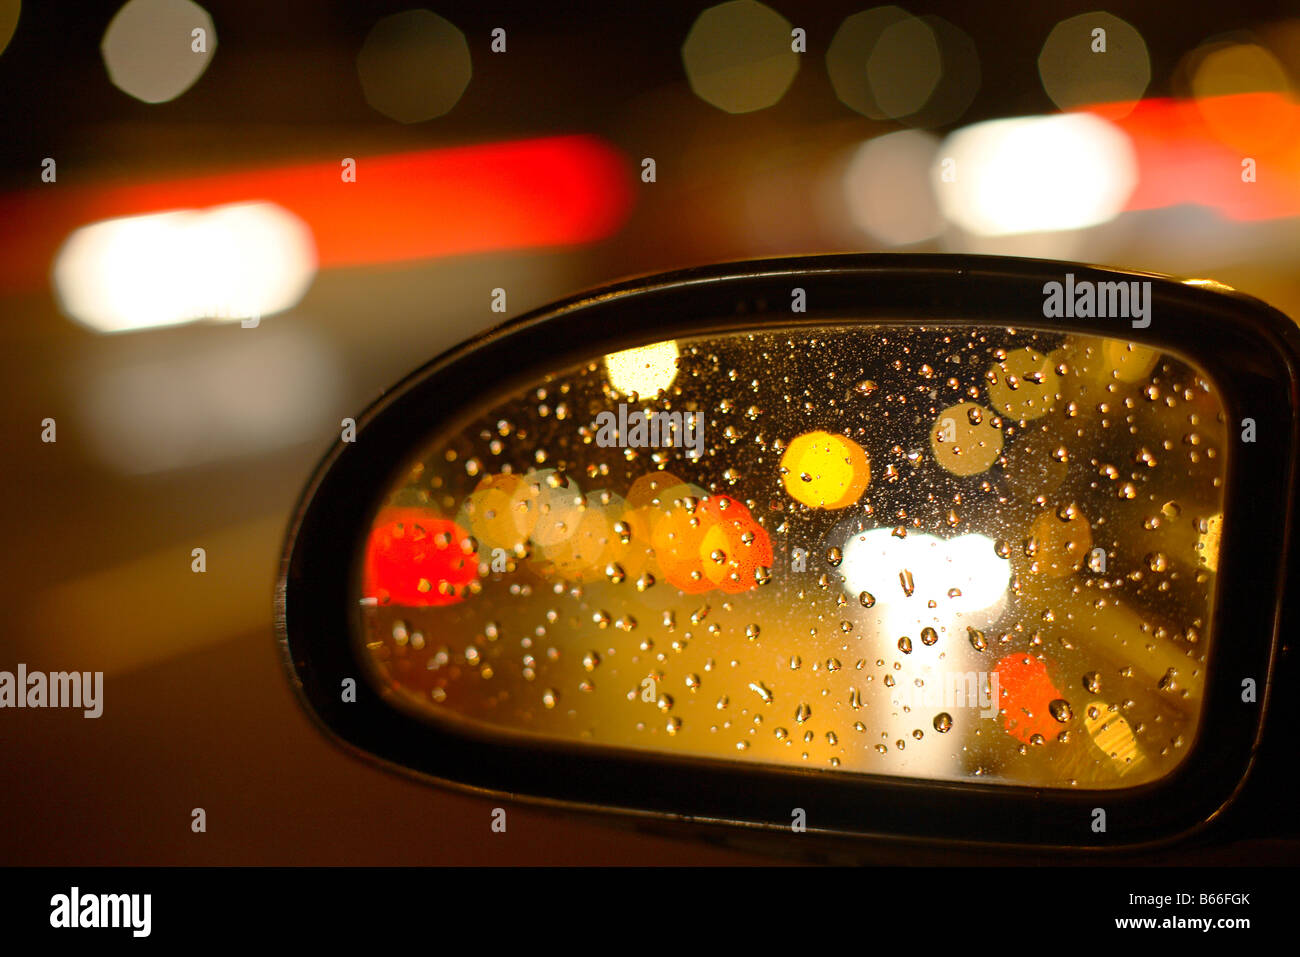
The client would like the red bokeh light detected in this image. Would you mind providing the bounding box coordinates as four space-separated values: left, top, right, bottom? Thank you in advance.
361 508 478 606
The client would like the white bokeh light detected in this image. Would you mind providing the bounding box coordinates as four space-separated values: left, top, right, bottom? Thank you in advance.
933 113 1137 236
53 202 317 334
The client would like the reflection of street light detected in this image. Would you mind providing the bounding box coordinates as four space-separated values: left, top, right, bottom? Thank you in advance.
604 340 679 398
840 529 1010 631
837 527 1010 778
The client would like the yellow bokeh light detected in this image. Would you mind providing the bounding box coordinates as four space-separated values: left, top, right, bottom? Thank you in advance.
1022 508 1093 578
0 1 19 59
1190 41 1295 150
827 6 941 122
1102 340 1160 383
780 431 870 509
929 402 1003 476
511 469 584 548
1037 12 1150 119
681 0 799 114
538 492 625 581
461 473 532 554
604 340 680 398
987 347 1060 421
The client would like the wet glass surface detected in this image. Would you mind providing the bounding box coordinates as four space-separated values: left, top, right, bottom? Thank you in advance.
355 325 1226 789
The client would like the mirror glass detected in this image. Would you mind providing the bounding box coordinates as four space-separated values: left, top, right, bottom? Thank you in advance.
354 324 1227 790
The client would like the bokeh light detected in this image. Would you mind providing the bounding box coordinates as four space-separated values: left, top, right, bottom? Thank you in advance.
843 130 944 245
0 1 19 59
827 6 941 122
101 0 216 104
53 202 317 334
933 113 1137 236
362 509 477 606
681 0 799 114
994 653 1064 745
839 529 1010 625
460 473 533 557
604 340 680 398
357 9 471 123
907 15 980 128
1037 12 1150 120
929 401 1002 476
1020 507 1093 578
1190 41 1297 150
986 347 1061 421
868 13 940 119
780 431 870 509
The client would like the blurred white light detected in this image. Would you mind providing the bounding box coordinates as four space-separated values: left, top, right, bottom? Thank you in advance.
932 114 1137 236
102 0 216 103
79 325 340 474
840 529 1009 639
604 340 680 398
844 130 944 245
53 202 317 334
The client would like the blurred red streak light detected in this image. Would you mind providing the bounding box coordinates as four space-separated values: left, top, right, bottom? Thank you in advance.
0 134 634 292
1087 92 1300 221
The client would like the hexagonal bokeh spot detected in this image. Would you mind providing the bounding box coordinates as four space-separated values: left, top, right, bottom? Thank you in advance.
1038 12 1150 118
682 0 799 114
101 0 217 104
357 9 472 123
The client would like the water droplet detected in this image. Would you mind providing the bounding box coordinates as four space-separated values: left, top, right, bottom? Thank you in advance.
933 712 953 733
898 636 913 654
1082 671 1100 694
994 539 1011 559
899 569 915 597
582 650 601 671
542 689 559 709
794 703 812 724
826 546 843 567
920 627 938 646
749 681 774 704
968 627 987 651
1049 698 1073 722
859 591 876 608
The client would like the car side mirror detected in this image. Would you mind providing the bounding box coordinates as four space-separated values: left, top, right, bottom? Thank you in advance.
277 254 1300 851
